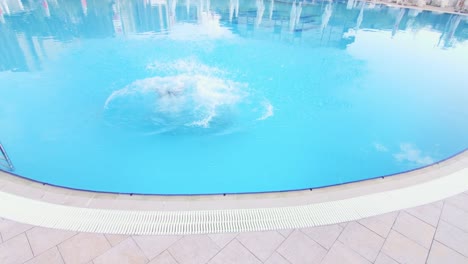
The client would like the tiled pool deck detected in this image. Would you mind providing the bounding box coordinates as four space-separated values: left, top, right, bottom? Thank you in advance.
1 191 468 264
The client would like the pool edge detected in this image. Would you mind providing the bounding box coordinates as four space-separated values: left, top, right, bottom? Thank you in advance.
0 150 466 234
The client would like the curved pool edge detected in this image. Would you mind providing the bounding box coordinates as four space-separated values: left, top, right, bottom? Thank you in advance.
0 150 467 235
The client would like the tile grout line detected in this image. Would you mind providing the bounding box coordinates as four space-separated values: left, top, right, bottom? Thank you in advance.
334 221 382 263
404 201 443 228
233 237 265 263
270 229 294 264
357 217 391 240
444 198 468 214
141 235 183 263
56 245 67 264
391 211 438 250
433 219 468 258
376 210 402 263
204 232 239 263
267 231 296 263
261 230 295 263
128 236 150 262
166 247 181 264
22 231 36 263
424 200 445 263
0 224 34 244
88 234 121 263
315 223 349 263
299 226 337 253
102 234 113 248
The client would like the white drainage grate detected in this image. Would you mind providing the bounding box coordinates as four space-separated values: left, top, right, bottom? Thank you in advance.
0 168 467 235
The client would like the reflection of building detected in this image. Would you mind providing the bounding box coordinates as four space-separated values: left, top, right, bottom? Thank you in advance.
1 0 25 14
0 0 467 72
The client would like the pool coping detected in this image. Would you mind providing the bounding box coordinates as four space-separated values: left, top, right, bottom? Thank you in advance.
0 150 466 235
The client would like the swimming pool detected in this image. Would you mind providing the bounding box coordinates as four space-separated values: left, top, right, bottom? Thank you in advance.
0 0 467 194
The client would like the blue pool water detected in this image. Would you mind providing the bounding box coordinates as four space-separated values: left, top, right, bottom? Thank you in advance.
0 0 467 194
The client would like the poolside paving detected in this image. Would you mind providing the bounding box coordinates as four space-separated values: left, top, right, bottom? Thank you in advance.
1 192 467 264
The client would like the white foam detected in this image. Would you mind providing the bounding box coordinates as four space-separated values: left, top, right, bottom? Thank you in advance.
257 101 274 121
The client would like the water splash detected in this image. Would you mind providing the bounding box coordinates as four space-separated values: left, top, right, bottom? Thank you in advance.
146 58 225 76
107 58 273 135
257 101 274 121
104 74 247 132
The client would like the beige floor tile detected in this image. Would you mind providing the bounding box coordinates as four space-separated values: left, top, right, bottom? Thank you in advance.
440 203 468 233
300 224 343 250
276 230 327 264
26 227 76 256
338 222 385 262
392 211 435 249
277 229 294 238
427 241 468 264
168 235 220 264
148 251 178 264
57 233 111 264
445 194 468 212
358 212 398 238
338 222 348 228
321 241 371 264
24 247 64 264
93 238 148 264
133 235 181 260
0 219 33 241
236 231 285 261
0 233 34 264
435 221 468 257
208 239 261 264
105 234 129 246
405 202 442 227
207 233 237 248
381 230 428 264
264 252 290 264
374 252 399 264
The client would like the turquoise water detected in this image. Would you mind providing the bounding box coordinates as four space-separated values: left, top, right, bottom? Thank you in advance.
0 0 467 194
